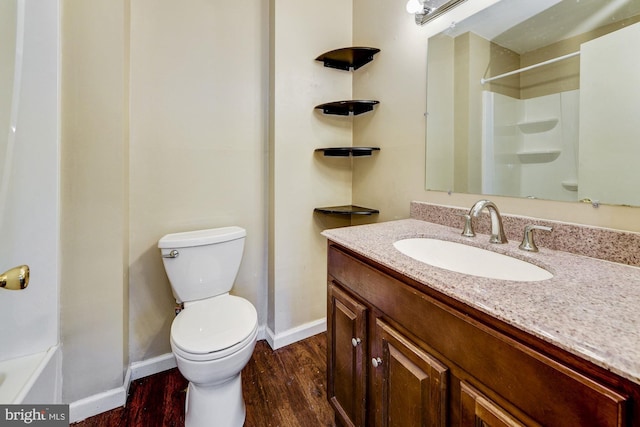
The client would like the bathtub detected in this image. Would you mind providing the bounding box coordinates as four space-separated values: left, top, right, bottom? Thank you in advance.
0 345 61 404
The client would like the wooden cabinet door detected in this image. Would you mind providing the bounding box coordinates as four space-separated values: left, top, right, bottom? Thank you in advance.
373 318 449 427
460 381 538 427
328 282 368 427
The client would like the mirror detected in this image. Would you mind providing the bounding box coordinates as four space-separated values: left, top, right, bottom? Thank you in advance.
425 0 640 206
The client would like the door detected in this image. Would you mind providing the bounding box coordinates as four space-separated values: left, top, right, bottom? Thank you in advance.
0 0 59 362
460 381 537 427
373 318 449 427
328 282 368 427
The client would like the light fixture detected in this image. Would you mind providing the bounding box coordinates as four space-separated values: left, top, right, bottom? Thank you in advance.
405 0 424 14
406 0 468 26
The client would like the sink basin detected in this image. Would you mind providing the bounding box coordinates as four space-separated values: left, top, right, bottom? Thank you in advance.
393 238 553 282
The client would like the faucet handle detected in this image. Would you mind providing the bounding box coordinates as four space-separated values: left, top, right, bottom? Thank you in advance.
457 213 475 237
519 225 552 252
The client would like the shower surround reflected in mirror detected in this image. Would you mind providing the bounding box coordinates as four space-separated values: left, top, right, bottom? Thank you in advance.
425 0 640 206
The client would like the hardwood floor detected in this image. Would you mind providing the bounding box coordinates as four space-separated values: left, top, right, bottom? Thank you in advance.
72 333 335 427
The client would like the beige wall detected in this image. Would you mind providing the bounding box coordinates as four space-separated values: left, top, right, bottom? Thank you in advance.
61 0 269 403
488 42 520 98
352 0 427 223
61 0 129 402
425 34 454 191
454 32 490 194
269 0 353 339
128 0 269 363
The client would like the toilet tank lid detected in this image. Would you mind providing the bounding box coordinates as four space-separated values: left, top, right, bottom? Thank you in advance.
158 226 246 249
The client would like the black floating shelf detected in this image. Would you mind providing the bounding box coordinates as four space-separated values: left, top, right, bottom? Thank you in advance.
315 47 381 71
314 205 380 216
315 147 380 157
315 100 379 116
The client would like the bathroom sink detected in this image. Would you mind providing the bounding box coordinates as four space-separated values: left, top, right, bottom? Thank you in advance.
393 238 553 282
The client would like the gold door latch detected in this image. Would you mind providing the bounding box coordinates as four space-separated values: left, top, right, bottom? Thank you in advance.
0 265 30 290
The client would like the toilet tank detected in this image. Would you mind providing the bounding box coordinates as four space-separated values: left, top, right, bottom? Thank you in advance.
158 226 246 303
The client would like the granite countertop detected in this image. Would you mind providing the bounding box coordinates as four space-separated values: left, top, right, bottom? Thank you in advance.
322 218 640 385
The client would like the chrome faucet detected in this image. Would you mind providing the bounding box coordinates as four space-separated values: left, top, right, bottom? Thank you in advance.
519 225 552 252
468 200 508 243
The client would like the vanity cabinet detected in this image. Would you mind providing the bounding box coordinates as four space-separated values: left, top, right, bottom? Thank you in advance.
326 242 636 427
328 283 448 427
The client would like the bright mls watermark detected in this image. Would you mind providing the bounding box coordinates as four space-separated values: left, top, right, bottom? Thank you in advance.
0 405 69 426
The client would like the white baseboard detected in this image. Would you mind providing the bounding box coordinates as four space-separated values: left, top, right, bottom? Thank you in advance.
130 353 177 381
256 324 268 341
265 317 327 350
69 353 176 423
69 367 131 423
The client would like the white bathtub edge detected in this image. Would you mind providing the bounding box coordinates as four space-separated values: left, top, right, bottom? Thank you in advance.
11 344 62 404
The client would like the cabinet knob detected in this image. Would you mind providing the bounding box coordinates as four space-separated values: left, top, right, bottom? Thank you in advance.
371 357 383 368
351 337 362 347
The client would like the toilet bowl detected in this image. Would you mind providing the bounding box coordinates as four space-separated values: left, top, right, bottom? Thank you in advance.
171 295 258 427
159 226 257 427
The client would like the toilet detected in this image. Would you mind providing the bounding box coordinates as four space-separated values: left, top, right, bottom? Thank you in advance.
158 226 258 427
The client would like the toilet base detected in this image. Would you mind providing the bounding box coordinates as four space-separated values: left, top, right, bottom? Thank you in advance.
185 373 245 427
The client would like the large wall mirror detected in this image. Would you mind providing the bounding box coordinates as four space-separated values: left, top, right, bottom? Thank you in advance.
425 0 640 206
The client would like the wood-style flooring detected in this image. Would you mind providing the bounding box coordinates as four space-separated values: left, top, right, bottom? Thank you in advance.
72 333 336 427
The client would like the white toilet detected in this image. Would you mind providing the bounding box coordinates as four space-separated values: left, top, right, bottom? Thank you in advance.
158 226 258 427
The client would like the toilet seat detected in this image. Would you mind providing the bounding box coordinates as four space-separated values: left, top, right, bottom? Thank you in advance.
171 294 258 362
